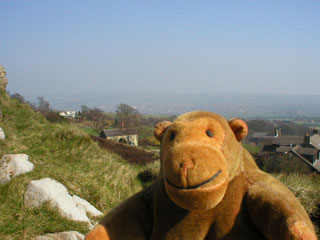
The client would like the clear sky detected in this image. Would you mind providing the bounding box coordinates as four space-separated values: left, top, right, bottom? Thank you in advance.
1 0 319 96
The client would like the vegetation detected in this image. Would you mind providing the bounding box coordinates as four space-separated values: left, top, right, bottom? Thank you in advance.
0 90 319 238
0 90 155 239
243 144 260 155
246 118 314 140
91 136 158 165
115 103 140 128
260 153 315 174
80 105 111 129
9 93 67 124
81 127 100 136
273 173 320 236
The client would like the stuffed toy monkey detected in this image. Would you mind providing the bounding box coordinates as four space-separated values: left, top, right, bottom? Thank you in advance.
86 111 317 240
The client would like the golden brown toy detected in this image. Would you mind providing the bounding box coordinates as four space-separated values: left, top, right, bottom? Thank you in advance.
86 111 316 240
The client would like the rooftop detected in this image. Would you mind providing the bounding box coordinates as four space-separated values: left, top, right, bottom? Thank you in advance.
101 128 138 137
272 135 304 146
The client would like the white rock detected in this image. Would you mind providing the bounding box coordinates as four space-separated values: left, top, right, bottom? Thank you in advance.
73 195 103 217
34 231 85 240
0 154 34 184
24 178 90 222
24 178 102 225
0 127 4 140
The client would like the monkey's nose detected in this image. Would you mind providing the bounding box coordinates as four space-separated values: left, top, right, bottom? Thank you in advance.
179 161 194 169
179 160 195 188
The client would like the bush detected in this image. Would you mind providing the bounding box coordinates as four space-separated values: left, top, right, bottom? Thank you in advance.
44 111 68 123
261 153 314 174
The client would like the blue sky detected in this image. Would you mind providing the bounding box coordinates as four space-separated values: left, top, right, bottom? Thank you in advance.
1 1 319 96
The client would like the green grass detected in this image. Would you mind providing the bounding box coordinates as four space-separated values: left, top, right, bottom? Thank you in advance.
0 90 154 239
243 143 260 155
81 127 99 136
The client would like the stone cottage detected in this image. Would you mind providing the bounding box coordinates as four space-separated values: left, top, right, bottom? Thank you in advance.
99 128 138 146
258 129 320 173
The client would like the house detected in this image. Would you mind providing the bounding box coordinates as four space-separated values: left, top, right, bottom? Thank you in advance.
258 129 320 173
250 128 284 146
251 132 274 145
59 111 79 119
99 128 138 146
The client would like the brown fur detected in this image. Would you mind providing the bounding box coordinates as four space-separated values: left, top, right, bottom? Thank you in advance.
86 111 316 240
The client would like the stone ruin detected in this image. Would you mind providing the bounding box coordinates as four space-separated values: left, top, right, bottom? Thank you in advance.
0 64 8 90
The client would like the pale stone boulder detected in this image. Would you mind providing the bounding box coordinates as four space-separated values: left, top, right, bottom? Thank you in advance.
34 231 84 240
0 154 34 184
73 195 103 217
25 178 89 222
0 127 4 140
24 178 102 224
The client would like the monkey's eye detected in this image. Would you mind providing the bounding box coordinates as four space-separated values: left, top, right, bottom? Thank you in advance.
170 131 176 141
206 130 214 137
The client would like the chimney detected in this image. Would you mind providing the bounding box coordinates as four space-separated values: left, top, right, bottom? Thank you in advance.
313 129 319 135
274 128 281 137
304 132 310 146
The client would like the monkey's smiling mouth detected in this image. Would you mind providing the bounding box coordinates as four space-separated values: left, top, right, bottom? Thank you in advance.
165 169 222 190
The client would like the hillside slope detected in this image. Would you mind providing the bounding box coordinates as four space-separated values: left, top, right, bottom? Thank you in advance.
0 90 154 239
0 90 319 238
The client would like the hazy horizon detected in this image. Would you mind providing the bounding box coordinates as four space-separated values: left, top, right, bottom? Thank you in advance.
13 91 320 119
1 1 319 97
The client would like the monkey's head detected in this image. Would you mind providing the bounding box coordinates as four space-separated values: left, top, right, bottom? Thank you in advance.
154 111 248 210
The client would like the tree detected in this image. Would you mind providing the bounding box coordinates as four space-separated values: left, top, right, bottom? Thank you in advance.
10 93 25 103
80 105 91 119
37 97 50 113
79 105 109 128
116 103 140 128
34 97 66 123
275 122 312 136
87 108 104 125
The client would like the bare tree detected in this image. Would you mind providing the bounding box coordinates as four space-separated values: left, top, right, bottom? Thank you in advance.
34 97 65 123
116 103 140 128
37 97 50 113
80 105 91 119
88 108 104 122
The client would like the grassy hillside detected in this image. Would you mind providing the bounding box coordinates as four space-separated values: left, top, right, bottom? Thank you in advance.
0 90 158 239
0 89 319 238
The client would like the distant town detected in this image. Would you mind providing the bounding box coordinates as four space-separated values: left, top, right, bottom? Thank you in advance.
24 91 320 119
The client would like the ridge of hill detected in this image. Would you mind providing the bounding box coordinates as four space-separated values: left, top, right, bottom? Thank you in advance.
0 90 159 239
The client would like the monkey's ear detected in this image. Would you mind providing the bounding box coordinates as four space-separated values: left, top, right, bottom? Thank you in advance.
228 118 248 142
154 121 171 141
